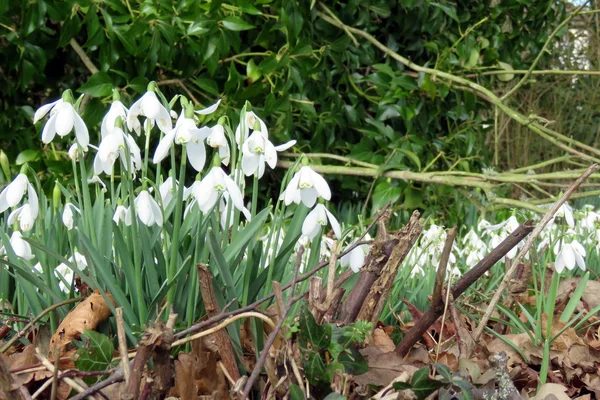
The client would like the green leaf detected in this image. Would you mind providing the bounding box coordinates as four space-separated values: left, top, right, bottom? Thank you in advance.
246 59 261 83
430 2 459 23
497 62 515 81
338 347 368 375
128 77 148 94
323 393 347 400
15 150 41 165
58 14 82 47
75 330 114 371
411 367 445 399
289 384 306 400
372 181 402 212
224 207 270 264
77 72 113 97
304 352 328 385
221 16 255 31
298 305 331 349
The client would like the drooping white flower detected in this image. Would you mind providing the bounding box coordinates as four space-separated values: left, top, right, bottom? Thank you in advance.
461 229 488 268
241 130 295 178
219 192 252 229
88 176 108 192
127 90 172 134
0 174 38 213
206 125 231 166
554 237 586 273
34 97 89 148
235 111 268 146
68 143 88 161
93 127 142 176
282 166 331 208
301 203 341 240
159 177 179 207
55 252 88 293
113 205 128 225
192 167 245 214
7 203 37 232
102 100 139 137
153 114 211 172
341 241 370 273
9 231 34 260
194 99 221 116
126 190 163 227
484 215 521 260
62 203 80 230
549 202 575 228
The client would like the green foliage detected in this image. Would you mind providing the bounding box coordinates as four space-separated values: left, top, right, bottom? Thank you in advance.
0 0 567 219
393 365 474 400
75 329 115 372
297 305 370 389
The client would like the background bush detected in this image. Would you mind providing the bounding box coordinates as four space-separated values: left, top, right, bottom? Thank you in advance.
3 0 593 224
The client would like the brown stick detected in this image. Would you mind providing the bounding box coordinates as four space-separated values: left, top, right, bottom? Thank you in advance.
197 264 241 382
322 288 345 324
361 214 424 325
115 308 131 385
174 203 390 341
432 227 458 307
472 164 599 343
149 314 177 399
395 220 534 356
240 246 305 400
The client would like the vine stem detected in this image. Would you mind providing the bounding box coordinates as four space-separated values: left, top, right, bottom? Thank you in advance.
316 7 600 162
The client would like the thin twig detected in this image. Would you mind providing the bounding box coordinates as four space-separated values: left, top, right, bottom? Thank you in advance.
240 246 305 400
35 349 89 398
171 312 275 348
1 298 82 353
69 39 99 74
115 308 130 385
431 227 458 307
472 164 599 342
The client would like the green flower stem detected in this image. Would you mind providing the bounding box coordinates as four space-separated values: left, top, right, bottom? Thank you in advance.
167 146 187 306
142 123 152 182
123 149 146 324
77 151 97 247
316 10 600 162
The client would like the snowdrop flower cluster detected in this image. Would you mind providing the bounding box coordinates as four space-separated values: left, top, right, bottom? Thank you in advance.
0 174 39 232
33 252 88 293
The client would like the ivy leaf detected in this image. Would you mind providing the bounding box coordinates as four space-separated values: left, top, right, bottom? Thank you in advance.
77 72 113 97
75 330 114 372
298 305 331 349
338 347 368 375
222 16 255 31
430 2 459 23
304 352 328 386
409 367 445 399
289 384 306 400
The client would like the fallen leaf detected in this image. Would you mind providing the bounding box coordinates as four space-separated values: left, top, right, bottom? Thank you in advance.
49 290 115 353
531 383 570 400
372 328 395 353
354 347 419 387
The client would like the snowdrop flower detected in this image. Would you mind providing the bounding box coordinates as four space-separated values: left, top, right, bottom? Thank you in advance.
55 252 87 293
68 143 87 161
7 203 38 232
207 124 231 166
484 216 521 260
93 127 142 176
302 203 341 240
102 99 138 137
241 129 295 178
282 166 331 208
127 85 172 134
554 237 586 273
34 91 89 148
159 177 179 207
0 174 38 214
192 166 245 214
88 176 107 192
9 231 34 260
219 192 252 229
153 109 211 171
550 202 574 228
461 230 488 268
341 241 370 273
113 205 128 225
126 190 163 227
194 99 221 116
235 110 268 145
62 203 80 230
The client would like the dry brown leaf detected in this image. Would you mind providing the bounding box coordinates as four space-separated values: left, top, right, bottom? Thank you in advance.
558 278 600 311
354 347 419 387
174 353 200 400
530 383 570 400
49 290 115 353
372 328 395 353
